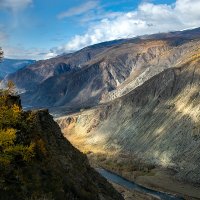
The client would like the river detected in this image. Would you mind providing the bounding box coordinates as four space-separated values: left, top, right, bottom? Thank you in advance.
96 168 184 200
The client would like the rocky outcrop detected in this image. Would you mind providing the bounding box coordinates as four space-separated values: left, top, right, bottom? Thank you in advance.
26 109 123 200
0 96 123 200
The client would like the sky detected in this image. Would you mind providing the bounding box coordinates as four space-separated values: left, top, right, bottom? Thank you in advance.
0 0 200 60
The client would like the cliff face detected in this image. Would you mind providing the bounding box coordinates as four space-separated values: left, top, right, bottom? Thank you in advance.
101 40 200 102
0 97 122 200
57 56 200 184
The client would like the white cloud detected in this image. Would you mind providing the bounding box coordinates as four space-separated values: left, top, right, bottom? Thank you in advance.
3 0 200 60
54 0 200 55
175 0 200 25
0 0 32 11
57 1 99 19
2 45 53 60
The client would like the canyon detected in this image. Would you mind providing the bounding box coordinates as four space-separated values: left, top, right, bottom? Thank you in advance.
3 27 200 199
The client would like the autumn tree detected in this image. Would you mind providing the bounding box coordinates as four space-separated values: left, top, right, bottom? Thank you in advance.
0 46 34 164
0 82 35 167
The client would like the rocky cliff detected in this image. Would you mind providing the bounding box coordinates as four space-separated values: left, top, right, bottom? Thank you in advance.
0 95 123 200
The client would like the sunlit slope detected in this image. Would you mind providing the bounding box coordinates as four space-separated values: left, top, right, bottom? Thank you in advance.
57 54 200 184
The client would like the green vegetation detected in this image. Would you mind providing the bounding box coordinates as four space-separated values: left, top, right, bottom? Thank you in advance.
0 84 48 199
0 85 121 200
88 153 155 180
0 82 35 164
0 82 36 198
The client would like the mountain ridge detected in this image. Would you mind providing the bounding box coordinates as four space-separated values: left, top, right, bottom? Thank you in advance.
5 27 200 112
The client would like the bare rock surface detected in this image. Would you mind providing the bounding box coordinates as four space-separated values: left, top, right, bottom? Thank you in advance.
57 55 200 186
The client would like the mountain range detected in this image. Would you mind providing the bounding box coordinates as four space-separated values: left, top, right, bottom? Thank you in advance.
3 27 200 199
5 28 200 114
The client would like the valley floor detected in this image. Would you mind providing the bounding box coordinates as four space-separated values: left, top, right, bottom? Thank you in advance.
87 153 200 200
135 168 200 200
111 183 159 200
101 167 200 200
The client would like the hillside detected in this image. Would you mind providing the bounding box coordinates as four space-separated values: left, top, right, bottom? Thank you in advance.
5 28 200 113
0 94 122 200
6 40 126 92
56 50 200 198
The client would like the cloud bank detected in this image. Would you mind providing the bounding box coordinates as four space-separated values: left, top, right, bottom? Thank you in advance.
54 0 200 55
3 45 56 60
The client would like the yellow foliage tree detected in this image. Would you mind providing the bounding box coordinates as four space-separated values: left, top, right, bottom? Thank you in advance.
0 82 35 167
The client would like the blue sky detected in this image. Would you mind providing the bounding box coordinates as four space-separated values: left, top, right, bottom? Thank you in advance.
0 0 200 60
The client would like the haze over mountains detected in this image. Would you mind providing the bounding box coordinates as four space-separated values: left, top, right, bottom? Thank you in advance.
0 59 35 79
